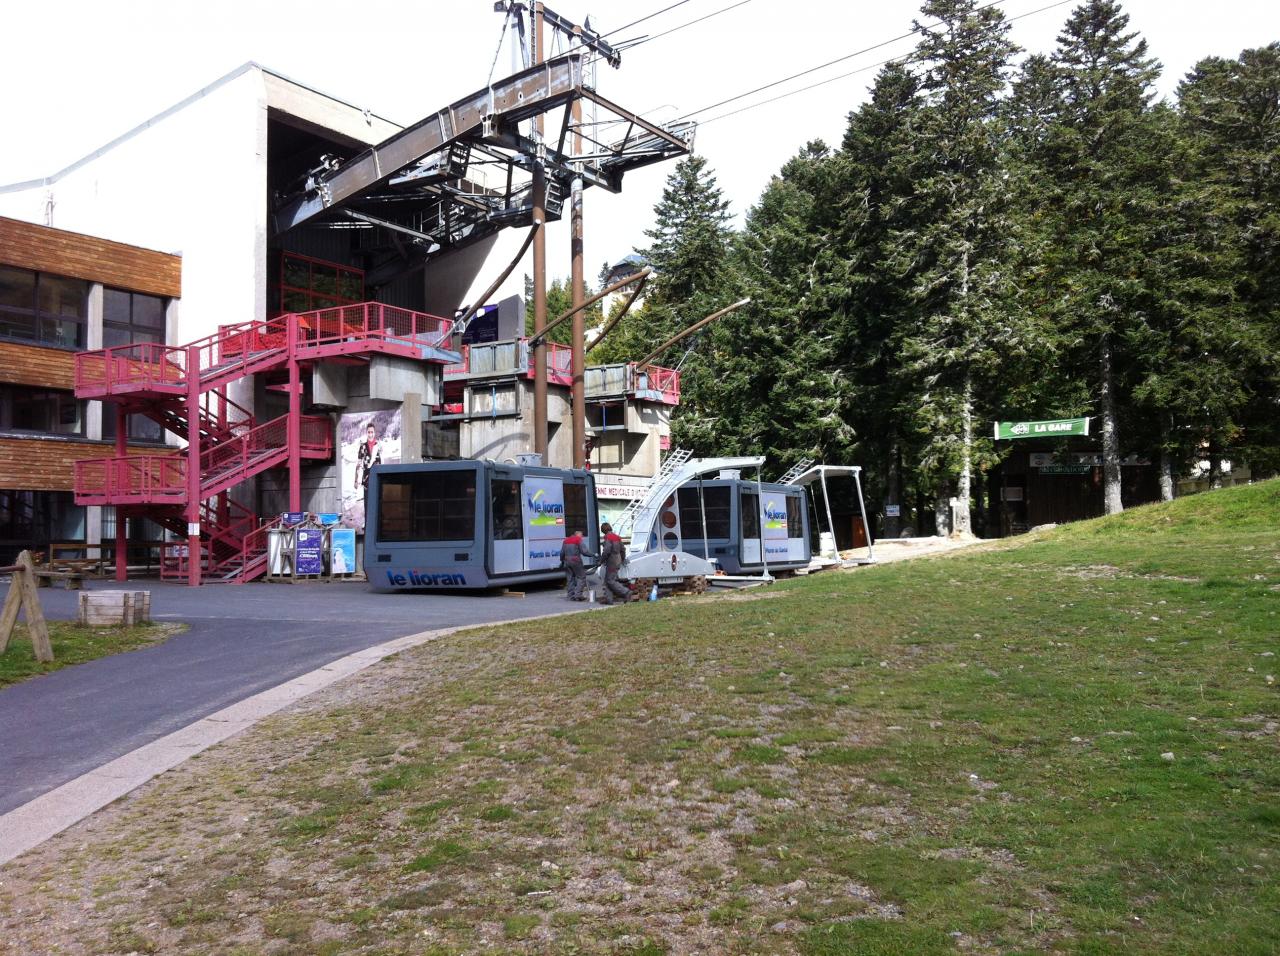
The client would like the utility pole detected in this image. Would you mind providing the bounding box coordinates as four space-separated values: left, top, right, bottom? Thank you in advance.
531 1 549 462
569 96 586 469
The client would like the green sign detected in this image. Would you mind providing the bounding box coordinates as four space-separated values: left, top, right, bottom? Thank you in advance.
994 417 1090 441
1039 464 1092 475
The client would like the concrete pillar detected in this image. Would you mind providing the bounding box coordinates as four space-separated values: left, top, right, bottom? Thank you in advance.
401 392 423 462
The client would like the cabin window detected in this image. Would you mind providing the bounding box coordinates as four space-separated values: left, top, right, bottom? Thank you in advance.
786 495 803 537
563 482 589 539
677 485 731 539
378 470 476 542
741 491 760 539
491 479 522 540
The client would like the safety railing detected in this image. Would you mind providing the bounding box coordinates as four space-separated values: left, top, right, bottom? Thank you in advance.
214 514 283 582
632 363 681 405
293 302 452 353
73 455 187 503
75 341 188 394
200 414 331 488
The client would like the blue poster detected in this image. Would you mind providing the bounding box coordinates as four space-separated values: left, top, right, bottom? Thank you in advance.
316 513 341 527
296 528 324 575
330 527 356 575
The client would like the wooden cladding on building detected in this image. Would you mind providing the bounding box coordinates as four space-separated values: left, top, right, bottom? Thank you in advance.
0 437 104 492
0 217 180 298
0 341 76 390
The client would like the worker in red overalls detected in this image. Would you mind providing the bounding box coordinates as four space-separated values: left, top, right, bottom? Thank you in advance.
559 529 595 601
598 522 632 605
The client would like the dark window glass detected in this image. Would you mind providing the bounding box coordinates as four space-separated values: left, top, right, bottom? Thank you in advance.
104 289 166 349
277 253 363 317
377 470 476 542
492 479 522 541
741 491 760 539
679 486 732 539
101 410 164 443
0 267 86 347
563 482 588 541
787 495 803 537
0 386 83 436
0 490 84 565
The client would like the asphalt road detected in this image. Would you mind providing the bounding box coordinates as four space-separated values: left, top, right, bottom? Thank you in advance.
0 579 587 815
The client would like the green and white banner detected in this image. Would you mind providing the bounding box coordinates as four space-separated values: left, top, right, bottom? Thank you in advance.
994 417 1090 440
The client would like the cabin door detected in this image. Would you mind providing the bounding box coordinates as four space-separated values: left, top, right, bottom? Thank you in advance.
491 477 525 574
521 475 566 571
740 491 762 566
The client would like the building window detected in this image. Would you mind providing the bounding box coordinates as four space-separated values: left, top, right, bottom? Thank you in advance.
274 253 364 316
103 288 166 348
0 386 84 436
101 408 164 444
0 490 85 564
0 266 88 349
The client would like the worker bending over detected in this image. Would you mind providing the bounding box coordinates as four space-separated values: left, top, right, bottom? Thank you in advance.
598 522 633 605
560 529 595 602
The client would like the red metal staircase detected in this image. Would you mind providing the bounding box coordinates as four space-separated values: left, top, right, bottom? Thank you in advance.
74 303 454 585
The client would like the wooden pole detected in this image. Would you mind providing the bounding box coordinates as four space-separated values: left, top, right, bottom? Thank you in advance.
636 298 751 368
0 551 53 662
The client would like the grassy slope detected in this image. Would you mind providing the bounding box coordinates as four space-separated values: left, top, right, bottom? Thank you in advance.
0 483 1276 955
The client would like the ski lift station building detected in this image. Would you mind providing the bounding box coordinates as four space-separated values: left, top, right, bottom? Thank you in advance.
0 60 689 576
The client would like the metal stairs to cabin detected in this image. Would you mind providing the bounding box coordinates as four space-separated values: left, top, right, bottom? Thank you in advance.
612 448 693 540
779 458 816 485
72 302 455 584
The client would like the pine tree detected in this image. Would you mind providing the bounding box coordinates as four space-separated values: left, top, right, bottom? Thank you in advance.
1177 45 1280 477
595 155 737 448
889 0 1021 534
523 277 601 346
1024 0 1166 513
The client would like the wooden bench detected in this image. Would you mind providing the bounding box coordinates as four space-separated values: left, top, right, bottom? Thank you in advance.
33 568 86 590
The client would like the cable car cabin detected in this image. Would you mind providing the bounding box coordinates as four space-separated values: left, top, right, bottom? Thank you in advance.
365 461 598 591
650 477 811 576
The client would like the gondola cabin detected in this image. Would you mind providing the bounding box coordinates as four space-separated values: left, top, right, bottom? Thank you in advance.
646 475 811 575
365 461 598 590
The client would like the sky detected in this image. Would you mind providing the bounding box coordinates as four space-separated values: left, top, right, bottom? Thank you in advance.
1 0 1276 306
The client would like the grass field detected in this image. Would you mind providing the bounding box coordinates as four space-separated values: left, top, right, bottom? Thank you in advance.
0 620 180 688
0 482 1276 955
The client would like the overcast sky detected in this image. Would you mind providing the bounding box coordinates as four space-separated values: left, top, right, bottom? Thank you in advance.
2 0 1276 307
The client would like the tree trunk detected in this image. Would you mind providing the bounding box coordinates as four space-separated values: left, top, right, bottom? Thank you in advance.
1158 414 1175 502
934 490 951 537
1206 434 1222 489
954 371 974 535
884 442 903 539
1099 339 1124 514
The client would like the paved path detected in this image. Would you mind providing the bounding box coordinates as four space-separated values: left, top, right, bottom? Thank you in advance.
0 580 585 815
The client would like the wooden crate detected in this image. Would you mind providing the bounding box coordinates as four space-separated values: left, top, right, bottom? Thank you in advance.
77 590 151 627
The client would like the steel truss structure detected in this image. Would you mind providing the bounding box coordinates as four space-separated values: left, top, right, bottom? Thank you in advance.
271 54 694 289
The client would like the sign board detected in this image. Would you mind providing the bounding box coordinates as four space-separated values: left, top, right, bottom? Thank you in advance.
994 417 1090 440
316 513 341 527
595 481 651 500
885 504 901 517
280 512 306 527
330 527 356 574
1040 464 1092 476
295 528 324 575
340 408 402 531
522 475 566 571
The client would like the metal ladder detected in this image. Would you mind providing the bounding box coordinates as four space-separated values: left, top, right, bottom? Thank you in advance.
613 447 692 539
779 457 816 485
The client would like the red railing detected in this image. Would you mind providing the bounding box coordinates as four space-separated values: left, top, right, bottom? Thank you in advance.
74 455 187 503
633 363 681 405
201 414 331 489
293 303 452 352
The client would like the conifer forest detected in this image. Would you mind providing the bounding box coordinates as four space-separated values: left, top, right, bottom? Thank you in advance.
592 0 1280 536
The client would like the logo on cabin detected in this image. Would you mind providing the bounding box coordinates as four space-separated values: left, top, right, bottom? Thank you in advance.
526 487 565 527
386 570 467 587
763 500 788 531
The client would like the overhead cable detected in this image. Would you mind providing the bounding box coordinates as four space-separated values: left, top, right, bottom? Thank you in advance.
692 0 1078 127
678 0 1063 122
